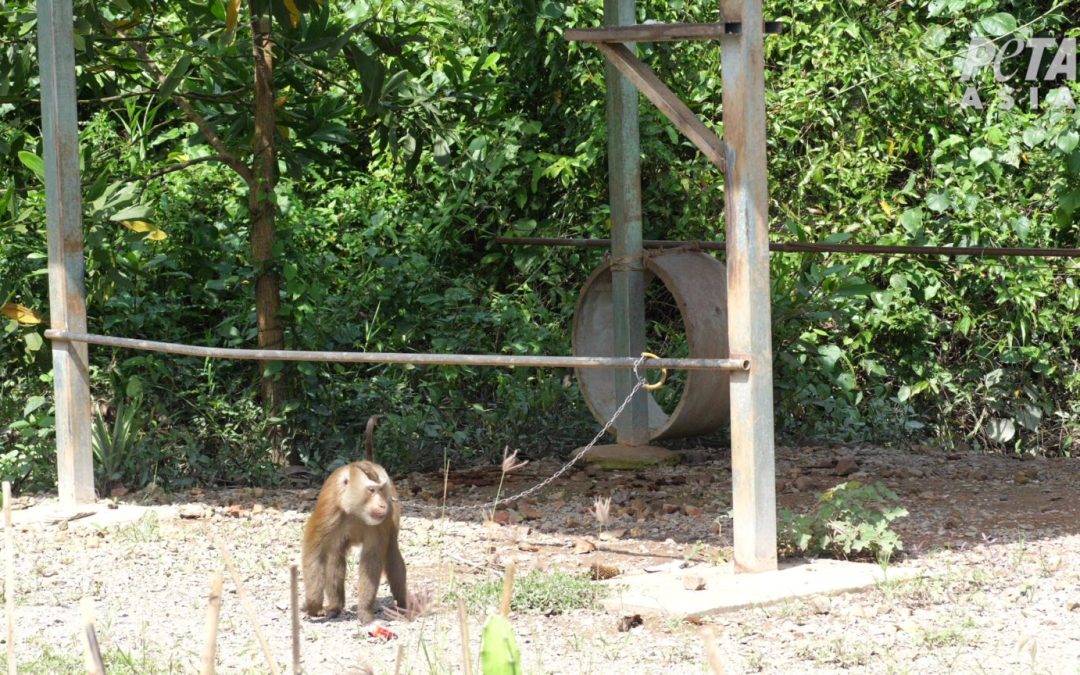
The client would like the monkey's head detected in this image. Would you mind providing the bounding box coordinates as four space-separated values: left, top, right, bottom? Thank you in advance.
339 462 393 527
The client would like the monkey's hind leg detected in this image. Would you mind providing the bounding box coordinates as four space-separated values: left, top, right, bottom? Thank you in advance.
322 543 349 618
302 548 327 617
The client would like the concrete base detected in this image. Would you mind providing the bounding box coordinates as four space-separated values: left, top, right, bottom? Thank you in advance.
580 444 680 469
3 500 156 529
602 558 922 617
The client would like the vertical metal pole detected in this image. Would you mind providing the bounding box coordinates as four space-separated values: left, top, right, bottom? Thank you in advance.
605 0 650 446
721 0 777 571
38 0 95 505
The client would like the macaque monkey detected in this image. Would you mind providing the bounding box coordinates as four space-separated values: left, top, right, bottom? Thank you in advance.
302 416 407 622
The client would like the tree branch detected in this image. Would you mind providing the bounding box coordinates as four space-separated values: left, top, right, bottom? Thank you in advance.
143 155 228 181
120 31 256 188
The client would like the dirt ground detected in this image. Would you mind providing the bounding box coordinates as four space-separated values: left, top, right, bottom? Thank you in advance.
5 441 1080 674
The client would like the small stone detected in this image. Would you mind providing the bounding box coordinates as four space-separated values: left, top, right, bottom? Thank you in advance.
252 503 265 515
599 528 627 541
794 476 815 492
617 614 643 632
682 574 706 591
179 504 207 520
573 538 597 554
252 487 264 498
661 504 680 515
518 506 544 520
683 505 704 518
491 510 512 525
835 457 859 476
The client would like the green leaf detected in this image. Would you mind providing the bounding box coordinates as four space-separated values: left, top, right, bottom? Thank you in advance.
969 147 993 165
158 55 193 99
110 204 154 222
1056 131 1079 154
18 151 44 180
898 208 924 235
1022 127 1046 148
925 193 951 213
23 395 46 417
979 12 1017 37
986 418 1015 443
24 332 43 352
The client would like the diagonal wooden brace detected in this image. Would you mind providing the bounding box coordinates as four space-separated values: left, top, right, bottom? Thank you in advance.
593 42 727 172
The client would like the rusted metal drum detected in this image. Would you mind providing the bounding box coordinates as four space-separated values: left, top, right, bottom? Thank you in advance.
572 250 729 440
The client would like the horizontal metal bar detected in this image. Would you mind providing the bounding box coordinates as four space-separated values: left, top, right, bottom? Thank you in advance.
44 330 751 372
494 237 1080 258
564 21 783 43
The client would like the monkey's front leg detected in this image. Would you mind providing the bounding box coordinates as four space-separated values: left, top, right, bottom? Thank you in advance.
385 535 408 611
356 541 385 624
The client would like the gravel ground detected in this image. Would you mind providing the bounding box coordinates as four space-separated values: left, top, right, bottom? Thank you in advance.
5 443 1080 674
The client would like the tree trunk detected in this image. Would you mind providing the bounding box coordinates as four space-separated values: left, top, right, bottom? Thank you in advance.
250 13 288 458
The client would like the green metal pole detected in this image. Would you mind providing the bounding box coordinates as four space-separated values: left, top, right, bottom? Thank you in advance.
605 0 650 446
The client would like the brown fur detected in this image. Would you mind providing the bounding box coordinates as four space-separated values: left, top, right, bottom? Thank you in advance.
301 419 406 622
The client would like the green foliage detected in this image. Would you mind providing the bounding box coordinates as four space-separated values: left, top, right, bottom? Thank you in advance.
779 481 909 563
479 614 523 675
2 0 1080 491
92 393 145 492
451 569 606 615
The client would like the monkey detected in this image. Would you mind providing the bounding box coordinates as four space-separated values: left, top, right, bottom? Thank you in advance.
302 415 407 623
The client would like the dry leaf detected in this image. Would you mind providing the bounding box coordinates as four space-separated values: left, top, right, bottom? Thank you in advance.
1 303 42 325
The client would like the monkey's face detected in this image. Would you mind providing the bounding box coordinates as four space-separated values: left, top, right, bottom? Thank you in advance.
340 463 392 526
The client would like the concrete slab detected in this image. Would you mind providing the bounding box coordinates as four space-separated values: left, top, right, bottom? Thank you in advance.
602 558 922 617
581 444 680 469
3 500 163 530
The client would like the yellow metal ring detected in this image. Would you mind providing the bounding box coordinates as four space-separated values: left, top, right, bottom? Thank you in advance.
640 351 668 391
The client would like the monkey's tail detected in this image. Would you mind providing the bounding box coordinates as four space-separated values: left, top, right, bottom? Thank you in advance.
364 415 382 462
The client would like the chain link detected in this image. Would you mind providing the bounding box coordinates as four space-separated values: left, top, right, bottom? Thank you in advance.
399 354 652 515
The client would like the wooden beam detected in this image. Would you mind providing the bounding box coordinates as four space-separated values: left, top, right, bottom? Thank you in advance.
721 0 777 572
595 42 727 172
604 0 651 446
38 0 95 505
566 22 729 43
564 21 783 43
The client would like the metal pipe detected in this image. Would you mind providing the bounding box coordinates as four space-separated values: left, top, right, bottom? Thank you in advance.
44 330 751 371
494 236 1080 258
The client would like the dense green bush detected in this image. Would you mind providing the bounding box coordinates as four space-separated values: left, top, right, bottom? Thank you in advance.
1 0 1078 491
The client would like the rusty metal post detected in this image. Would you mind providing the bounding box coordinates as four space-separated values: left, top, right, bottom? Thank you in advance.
721 0 777 572
605 0 650 446
38 0 95 505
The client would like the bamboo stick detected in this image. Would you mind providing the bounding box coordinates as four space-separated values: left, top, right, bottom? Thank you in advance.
457 598 473 675
498 563 516 617
200 572 224 675
3 479 13 673
43 330 749 372
3 482 14 675
289 565 300 675
80 597 106 675
215 538 281 675
700 627 726 674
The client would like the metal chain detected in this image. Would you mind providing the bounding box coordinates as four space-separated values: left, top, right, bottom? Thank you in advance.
399 353 652 515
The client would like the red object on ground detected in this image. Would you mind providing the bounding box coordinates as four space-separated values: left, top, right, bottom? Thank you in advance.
368 624 397 640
